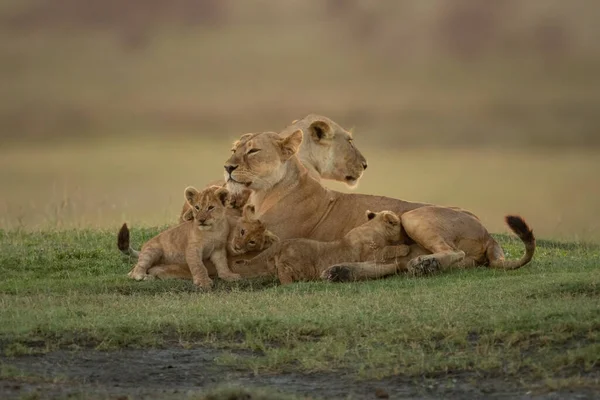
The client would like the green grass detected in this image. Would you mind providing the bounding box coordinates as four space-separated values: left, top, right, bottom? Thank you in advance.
0 228 598 390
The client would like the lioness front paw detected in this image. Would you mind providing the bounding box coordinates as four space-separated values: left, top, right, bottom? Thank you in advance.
321 265 353 283
407 256 440 276
220 273 242 282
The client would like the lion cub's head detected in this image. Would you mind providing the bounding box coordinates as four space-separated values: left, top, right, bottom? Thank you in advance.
224 130 303 193
229 204 279 255
184 185 230 230
346 210 402 246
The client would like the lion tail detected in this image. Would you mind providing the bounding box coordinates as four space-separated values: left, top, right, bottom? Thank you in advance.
487 215 536 270
117 223 140 258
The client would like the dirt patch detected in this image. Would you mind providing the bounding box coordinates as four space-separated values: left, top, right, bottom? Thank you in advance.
1 348 597 399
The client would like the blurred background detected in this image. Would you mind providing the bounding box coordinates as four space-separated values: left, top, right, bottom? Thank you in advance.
1 0 599 241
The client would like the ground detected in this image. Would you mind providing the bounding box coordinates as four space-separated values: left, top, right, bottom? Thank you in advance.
0 229 598 399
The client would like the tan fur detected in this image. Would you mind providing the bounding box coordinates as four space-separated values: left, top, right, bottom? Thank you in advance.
228 204 279 256
148 131 535 281
125 185 240 288
239 211 409 284
177 115 367 222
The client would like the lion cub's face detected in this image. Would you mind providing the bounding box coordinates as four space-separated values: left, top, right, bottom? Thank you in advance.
224 130 303 193
229 204 279 255
184 185 229 230
363 210 403 242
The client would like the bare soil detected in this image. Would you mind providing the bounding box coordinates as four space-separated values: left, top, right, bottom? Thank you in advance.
1 348 597 399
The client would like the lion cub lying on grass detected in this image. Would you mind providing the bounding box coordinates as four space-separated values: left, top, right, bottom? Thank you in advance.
237 210 410 284
120 185 240 289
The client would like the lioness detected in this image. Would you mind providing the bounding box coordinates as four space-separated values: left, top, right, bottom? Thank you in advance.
147 130 535 280
239 210 410 284
122 185 240 288
178 114 368 222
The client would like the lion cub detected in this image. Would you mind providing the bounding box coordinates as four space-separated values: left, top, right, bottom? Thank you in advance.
228 204 279 255
240 210 410 284
124 185 240 289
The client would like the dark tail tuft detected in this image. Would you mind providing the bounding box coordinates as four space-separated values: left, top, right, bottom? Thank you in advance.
505 215 534 243
117 223 130 251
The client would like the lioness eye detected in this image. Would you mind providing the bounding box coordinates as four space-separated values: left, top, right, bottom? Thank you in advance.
247 149 260 155
249 240 256 246
240 229 245 236
194 205 200 211
207 205 214 211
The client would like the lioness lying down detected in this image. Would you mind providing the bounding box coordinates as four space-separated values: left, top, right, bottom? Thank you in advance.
121 185 240 289
237 210 411 284
145 128 536 282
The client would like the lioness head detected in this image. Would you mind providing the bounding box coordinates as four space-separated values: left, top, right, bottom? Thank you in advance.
224 130 303 193
230 204 279 255
184 185 230 230
289 114 368 187
364 210 402 242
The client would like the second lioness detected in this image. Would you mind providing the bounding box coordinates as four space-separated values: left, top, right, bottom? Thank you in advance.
239 210 410 284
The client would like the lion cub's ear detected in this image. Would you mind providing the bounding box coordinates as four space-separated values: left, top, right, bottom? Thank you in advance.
382 212 401 226
242 204 256 221
278 129 303 160
215 187 230 206
309 120 334 141
263 230 279 248
181 208 194 222
366 210 377 220
230 189 251 209
184 186 199 205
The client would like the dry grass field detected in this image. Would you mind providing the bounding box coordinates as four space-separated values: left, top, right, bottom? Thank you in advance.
1 138 599 242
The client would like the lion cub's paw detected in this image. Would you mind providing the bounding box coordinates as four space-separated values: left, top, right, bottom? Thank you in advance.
193 277 214 290
127 269 146 281
368 241 380 250
407 256 440 276
220 273 242 282
142 274 156 281
321 265 353 283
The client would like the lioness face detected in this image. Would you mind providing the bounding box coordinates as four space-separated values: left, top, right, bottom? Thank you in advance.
184 185 229 231
301 116 368 187
230 205 278 255
224 130 303 193
365 210 402 242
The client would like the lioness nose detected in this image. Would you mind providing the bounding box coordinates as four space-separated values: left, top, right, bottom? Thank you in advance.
225 164 238 174
199 218 206 224
362 161 368 170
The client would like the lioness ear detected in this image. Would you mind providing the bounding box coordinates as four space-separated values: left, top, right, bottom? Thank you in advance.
184 186 199 205
383 212 400 226
366 210 376 220
215 187 230 206
242 204 256 220
309 120 334 142
263 230 280 248
181 208 194 222
278 129 303 160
